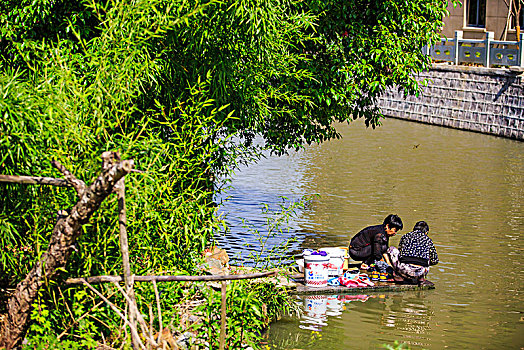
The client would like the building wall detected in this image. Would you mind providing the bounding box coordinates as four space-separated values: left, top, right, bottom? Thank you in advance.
441 0 519 41
377 64 524 140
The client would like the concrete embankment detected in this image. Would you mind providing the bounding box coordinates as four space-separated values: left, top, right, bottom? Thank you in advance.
377 64 524 140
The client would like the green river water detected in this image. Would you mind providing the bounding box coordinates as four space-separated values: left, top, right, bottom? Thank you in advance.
216 118 524 349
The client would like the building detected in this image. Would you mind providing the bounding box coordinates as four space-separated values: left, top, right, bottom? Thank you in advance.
442 0 523 40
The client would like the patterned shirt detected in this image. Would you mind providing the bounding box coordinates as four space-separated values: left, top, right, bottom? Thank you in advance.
398 230 439 267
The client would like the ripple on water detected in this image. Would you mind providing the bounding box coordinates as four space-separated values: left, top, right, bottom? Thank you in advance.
220 119 524 349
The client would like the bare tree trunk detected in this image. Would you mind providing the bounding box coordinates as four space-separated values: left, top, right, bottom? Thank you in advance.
0 156 134 350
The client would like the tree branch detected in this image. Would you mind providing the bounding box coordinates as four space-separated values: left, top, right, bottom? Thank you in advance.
0 174 71 187
111 282 156 348
51 160 86 197
0 156 134 350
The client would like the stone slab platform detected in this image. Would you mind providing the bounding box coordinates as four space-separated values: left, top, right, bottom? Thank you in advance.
290 277 434 296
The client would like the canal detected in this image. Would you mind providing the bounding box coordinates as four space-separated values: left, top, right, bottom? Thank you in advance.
215 118 524 349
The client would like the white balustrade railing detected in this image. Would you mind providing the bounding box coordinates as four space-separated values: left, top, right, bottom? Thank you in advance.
425 30 524 68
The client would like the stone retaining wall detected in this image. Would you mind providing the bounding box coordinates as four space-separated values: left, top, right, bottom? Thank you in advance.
377 64 524 140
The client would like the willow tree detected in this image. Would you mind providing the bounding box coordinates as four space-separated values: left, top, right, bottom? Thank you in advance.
0 0 453 346
1 1 236 346
155 0 455 154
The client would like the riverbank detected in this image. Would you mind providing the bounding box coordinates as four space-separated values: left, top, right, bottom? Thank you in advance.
378 64 524 140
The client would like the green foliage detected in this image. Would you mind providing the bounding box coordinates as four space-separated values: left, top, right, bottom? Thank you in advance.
1 0 456 346
382 340 411 350
1 0 228 344
0 0 99 70
156 0 318 154
0 0 226 279
193 280 293 349
156 0 457 154
0 0 458 159
24 291 99 349
295 0 457 132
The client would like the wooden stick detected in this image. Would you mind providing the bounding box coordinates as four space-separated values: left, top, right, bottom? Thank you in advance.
65 271 277 285
152 280 163 344
101 151 141 347
149 304 154 350
219 281 227 350
115 177 140 349
0 174 71 187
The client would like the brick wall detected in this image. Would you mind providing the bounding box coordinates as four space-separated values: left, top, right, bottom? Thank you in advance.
377 64 524 140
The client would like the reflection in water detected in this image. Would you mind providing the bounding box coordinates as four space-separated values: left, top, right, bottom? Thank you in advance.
218 118 524 349
269 294 375 348
301 294 328 331
300 294 349 331
382 294 434 349
270 293 435 350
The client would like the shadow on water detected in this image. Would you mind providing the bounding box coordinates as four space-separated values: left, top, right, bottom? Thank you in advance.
216 118 524 349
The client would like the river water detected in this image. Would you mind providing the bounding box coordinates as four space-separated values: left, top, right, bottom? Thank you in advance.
215 118 524 349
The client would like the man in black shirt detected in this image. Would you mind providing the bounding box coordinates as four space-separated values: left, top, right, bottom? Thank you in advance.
348 214 403 269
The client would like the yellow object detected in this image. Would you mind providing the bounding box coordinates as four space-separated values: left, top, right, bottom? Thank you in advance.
371 271 380 281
